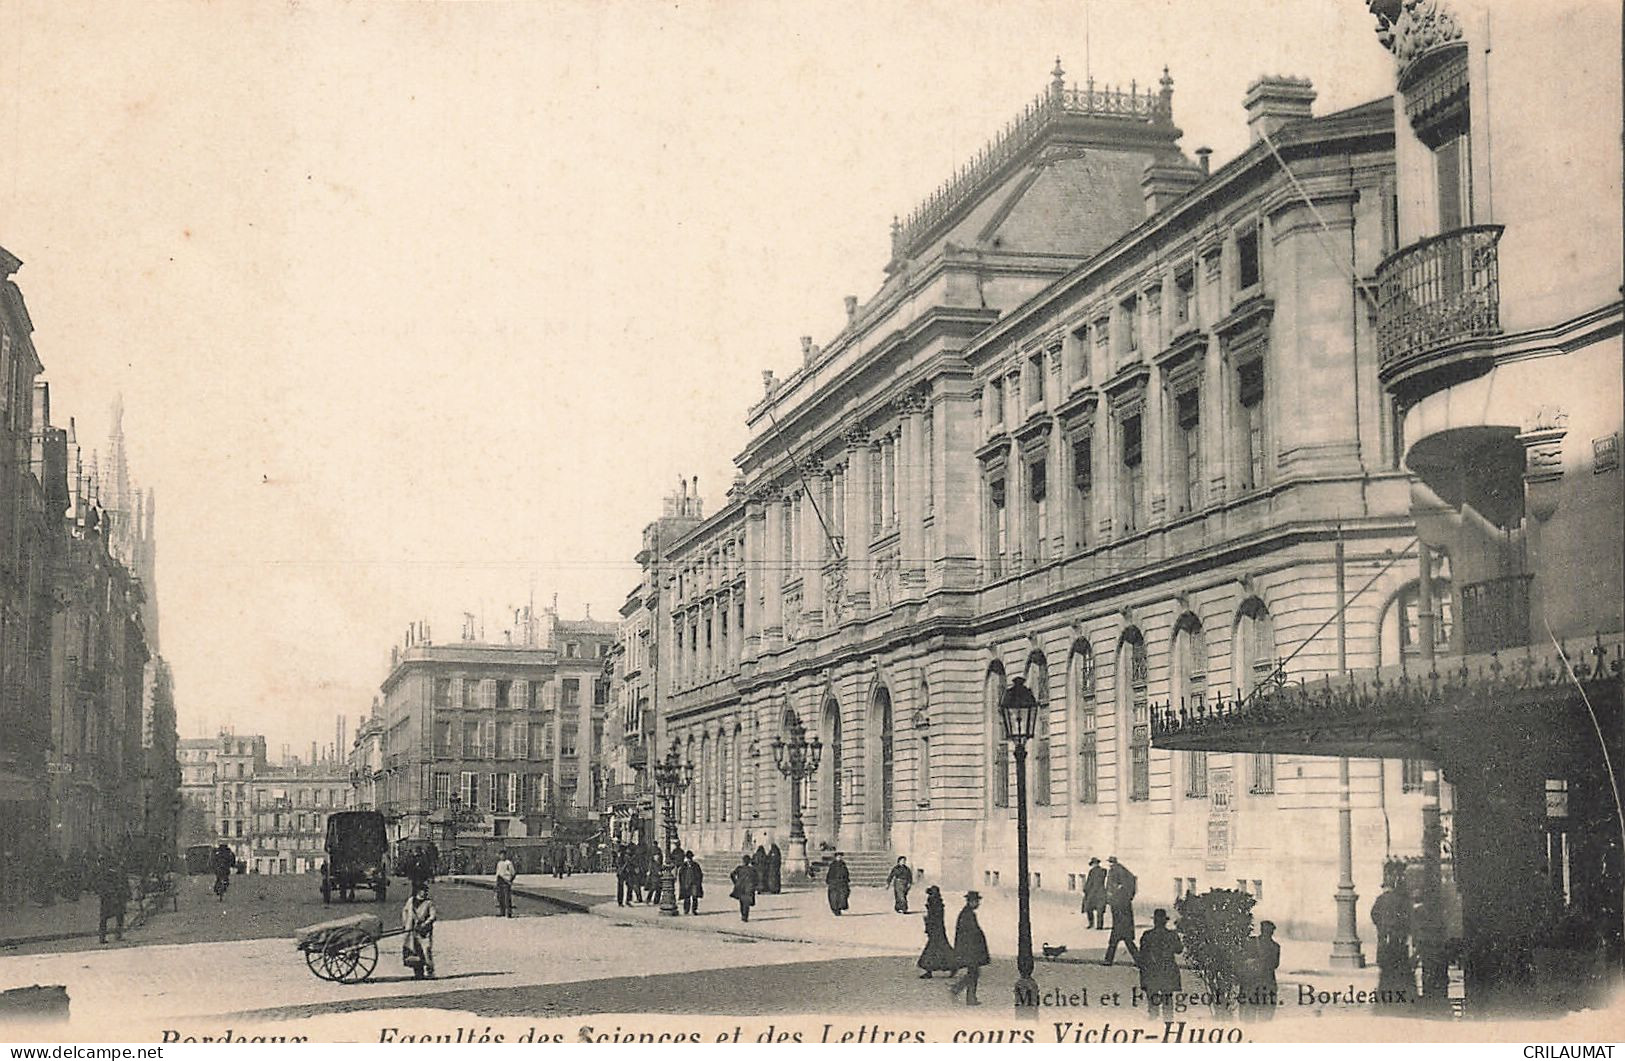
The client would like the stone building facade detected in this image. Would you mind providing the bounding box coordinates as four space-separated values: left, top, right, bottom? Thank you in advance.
366 606 615 869
632 67 1471 938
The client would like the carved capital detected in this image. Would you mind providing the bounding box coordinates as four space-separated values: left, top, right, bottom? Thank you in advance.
1369 0 1464 68
893 387 930 417
844 423 870 450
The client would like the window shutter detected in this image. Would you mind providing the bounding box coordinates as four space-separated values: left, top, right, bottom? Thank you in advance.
515 721 529 759
513 679 529 710
451 677 464 710
484 720 497 760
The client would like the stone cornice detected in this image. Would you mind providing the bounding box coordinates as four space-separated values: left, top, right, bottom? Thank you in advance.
1214 296 1275 349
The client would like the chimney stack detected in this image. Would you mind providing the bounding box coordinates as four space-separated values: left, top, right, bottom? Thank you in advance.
1243 76 1315 142
844 296 858 322
1195 147 1212 175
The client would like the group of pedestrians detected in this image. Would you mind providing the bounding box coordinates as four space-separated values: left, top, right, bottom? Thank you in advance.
612 843 666 906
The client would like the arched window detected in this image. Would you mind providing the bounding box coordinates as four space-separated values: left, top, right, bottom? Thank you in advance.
1235 598 1276 794
1118 629 1149 802
1072 640 1098 804
1026 652 1051 806
986 663 1008 809
1172 615 1208 798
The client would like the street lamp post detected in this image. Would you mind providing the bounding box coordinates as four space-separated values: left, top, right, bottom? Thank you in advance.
999 675 1040 1013
652 740 693 917
771 718 823 879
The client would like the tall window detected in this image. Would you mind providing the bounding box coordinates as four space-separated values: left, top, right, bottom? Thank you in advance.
1073 641 1097 804
1123 634 1150 801
987 668 1008 809
1120 295 1139 359
1236 360 1266 491
1174 389 1202 513
1435 132 1470 232
718 737 730 821
1028 350 1046 406
987 476 1008 578
1237 228 1261 291
1174 266 1195 329
1237 599 1277 794
1029 459 1048 564
562 678 580 707
1071 436 1093 552
1028 655 1051 806
1070 323 1091 383
1175 619 1209 798
1120 414 1144 534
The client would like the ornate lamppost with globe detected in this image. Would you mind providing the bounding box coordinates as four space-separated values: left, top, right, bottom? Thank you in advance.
652 739 693 917
771 718 822 879
999 675 1041 1012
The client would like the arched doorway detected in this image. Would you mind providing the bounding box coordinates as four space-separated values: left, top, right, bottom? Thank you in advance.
866 685 894 849
819 698 842 847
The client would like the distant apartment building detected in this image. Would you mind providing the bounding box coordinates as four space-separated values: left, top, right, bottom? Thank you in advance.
367 604 615 868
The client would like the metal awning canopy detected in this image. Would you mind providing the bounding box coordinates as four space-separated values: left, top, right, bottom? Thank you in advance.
1153 636 1622 765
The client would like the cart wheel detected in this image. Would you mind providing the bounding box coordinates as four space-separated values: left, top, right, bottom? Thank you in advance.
322 942 360 983
343 938 379 983
304 947 336 981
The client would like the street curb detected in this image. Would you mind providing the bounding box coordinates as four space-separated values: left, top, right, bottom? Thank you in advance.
452 877 594 914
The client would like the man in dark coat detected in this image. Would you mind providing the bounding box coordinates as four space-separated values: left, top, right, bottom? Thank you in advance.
1371 876 1414 997
729 854 758 922
948 891 990 1005
825 852 851 915
1239 920 1280 1021
677 850 704 915
1136 908 1183 1018
766 843 782 893
95 856 130 944
645 848 664 906
1081 857 1108 928
1103 856 1140 965
752 846 769 891
885 856 914 914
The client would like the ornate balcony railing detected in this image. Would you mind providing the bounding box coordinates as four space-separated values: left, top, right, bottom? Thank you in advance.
1460 574 1532 654
893 71 1173 258
1376 225 1503 390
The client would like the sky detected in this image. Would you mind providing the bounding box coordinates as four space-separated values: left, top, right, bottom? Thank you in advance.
0 0 1395 756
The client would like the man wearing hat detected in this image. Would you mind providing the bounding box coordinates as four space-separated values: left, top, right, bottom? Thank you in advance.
1081 857 1108 929
1136 908 1183 1018
1103 856 1140 965
949 891 990 1006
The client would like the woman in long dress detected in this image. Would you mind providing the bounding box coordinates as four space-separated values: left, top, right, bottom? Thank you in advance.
916 886 959 978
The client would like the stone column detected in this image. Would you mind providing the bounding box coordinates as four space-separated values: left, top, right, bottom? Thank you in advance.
896 389 928 590
762 489 784 646
844 425 872 614
742 502 764 659
801 461 826 628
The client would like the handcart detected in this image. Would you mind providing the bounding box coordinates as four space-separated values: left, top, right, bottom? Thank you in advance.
294 913 404 984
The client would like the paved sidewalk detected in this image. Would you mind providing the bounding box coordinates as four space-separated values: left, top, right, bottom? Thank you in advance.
463 871 1384 982
0 886 176 950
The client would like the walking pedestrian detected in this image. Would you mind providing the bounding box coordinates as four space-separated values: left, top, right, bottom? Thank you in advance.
1136 909 1183 1019
1103 856 1140 966
1081 857 1107 929
885 856 914 914
402 882 438 979
916 886 958 979
766 842 782 894
94 856 130 944
1371 874 1414 997
730 854 758 922
1239 920 1280 1021
494 848 516 917
948 891 989 1005
825 852 851 916
645 849 663 905
752 846 769 892
678 850 704 915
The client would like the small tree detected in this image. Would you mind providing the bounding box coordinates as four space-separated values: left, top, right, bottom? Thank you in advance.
1174 887 1256 1015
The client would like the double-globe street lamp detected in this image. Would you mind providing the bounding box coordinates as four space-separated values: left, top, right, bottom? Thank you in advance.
653 740 694 917
999 675 1041 1013
771 718 823 879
